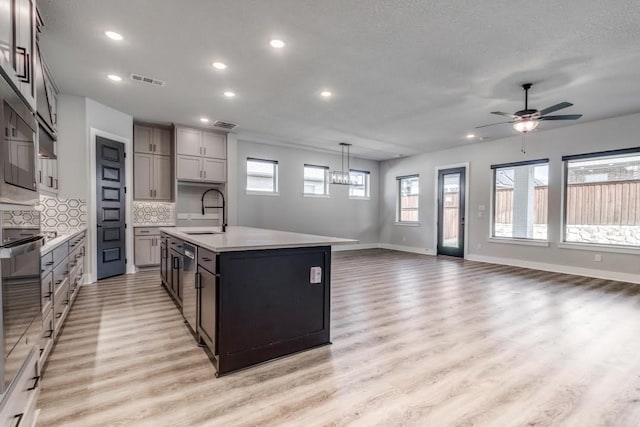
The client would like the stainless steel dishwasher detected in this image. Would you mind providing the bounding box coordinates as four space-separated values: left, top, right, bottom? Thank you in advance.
182 243 198 334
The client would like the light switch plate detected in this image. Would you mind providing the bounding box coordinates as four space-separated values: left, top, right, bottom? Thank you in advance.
310 266 322 284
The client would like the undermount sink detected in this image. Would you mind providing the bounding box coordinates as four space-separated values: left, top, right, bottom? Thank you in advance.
184 231 223 235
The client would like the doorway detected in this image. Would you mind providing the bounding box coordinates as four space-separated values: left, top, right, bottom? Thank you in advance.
437 167 466 257
96 136 127 279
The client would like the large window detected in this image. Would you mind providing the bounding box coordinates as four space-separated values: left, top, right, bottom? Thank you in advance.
397 175 419 222
349 169 370 199
492 159 549 240
303 164 329 196
246 158 278 193
563 148 640 247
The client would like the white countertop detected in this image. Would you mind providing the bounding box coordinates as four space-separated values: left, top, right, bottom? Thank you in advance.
158 226 357 252
41 228 87 255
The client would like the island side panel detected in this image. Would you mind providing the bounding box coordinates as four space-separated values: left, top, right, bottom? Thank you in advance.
217 246 331 375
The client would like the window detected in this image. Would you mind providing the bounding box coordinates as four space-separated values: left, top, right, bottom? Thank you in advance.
246 158 278 193
303 164 329 196
563 148 640 247
349 169 370 199
397 175 419 222
491 159 549 240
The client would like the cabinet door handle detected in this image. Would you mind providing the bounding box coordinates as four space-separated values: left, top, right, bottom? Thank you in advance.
204 170 206 179
11 413 23 427
149 143 152 152
195 272 201 289
16 47 29 82
44 329 53 339
48 176 53 188
55 313 62 319
27 375 40 391
54 178 59 189
150 189 153 197
39 170 42 183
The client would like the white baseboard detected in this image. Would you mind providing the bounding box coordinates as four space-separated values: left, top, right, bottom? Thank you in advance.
378 243 436 256
466 254 640 285
331 243 379 252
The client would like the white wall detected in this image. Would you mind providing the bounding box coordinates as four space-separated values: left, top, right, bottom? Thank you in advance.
237 140 380 244
379 112 640 282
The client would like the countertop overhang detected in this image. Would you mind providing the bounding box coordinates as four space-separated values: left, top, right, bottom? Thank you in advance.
158 226 357 252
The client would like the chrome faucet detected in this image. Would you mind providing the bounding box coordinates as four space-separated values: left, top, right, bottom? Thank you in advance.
201 188 226 232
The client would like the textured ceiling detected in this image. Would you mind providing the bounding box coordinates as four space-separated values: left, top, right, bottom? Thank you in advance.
38 0 640 160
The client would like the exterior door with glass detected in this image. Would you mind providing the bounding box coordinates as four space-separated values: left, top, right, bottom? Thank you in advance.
437 167 465 257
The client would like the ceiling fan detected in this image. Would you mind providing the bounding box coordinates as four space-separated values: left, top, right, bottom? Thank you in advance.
477 83 582 133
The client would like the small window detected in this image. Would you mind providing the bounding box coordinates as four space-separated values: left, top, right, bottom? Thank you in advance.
491 159 549 240
563 148 640 247
303 164 329 196
397 175 419 222
246 158 278 193
349 169 370 199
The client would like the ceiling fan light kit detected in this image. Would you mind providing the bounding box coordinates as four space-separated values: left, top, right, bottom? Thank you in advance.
477 82 583 134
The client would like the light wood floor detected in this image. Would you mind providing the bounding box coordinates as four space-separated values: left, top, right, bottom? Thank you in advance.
37 249 640 427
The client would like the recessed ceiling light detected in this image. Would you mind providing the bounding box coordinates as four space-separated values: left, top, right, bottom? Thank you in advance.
320 90 332 98
270 39 286 49
104 31 123 41
200 117 210 123
466 133 475 139
223 91 236 98
212 62 227 70
107 74 122 82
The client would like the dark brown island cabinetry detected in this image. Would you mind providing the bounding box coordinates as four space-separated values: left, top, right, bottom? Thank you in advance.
159 228 338 376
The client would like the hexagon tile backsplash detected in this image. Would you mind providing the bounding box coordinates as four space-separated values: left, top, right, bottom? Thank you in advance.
35 195 87 233
132 201 175 226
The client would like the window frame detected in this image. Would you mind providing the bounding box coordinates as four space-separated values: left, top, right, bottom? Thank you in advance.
246 157 279 194
303 164 330 197
349 169 370 200
396 174 420 224
561 147 640 249
489 158 549 242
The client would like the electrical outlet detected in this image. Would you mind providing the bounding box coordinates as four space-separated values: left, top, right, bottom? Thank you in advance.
310 267 322 284
594 254 602 262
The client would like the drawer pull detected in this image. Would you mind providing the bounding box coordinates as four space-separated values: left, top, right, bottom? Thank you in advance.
45 262 54 266
55 313 62 319
202 257 211 262
55 280 62 285
44 329 53 339
45 292 52 299
27 375 40 391
11 413 23 427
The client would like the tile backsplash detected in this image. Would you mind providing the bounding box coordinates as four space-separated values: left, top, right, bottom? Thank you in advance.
133 201 175 226
3 195 87 235
36 195 87 234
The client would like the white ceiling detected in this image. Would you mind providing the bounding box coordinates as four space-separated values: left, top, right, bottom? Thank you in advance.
38 0 640 160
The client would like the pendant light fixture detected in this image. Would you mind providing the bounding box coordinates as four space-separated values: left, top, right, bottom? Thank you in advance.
329 143 358 185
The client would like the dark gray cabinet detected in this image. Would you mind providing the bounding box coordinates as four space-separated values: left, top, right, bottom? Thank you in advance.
197 248 217 353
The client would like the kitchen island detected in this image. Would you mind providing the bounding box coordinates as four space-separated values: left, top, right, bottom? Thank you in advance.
158 226 356 375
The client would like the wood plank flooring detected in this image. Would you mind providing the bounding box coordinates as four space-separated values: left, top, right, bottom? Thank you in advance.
37 249 640 426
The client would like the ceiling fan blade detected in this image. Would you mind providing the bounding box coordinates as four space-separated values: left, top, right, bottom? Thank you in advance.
539 102 573 116
491 111 517 118
539 114 583 121
475 121 513 129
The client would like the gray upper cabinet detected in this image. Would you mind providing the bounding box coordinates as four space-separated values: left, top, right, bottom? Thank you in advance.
176 127 202 156
134 125 172 155
0 0 36 109
133 123 174 200
202 132 226 159
134 153 172 201
175 126 227 183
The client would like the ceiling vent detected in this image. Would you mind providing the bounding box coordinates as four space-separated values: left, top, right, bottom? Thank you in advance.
212 120 238 130
130 73 166 87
